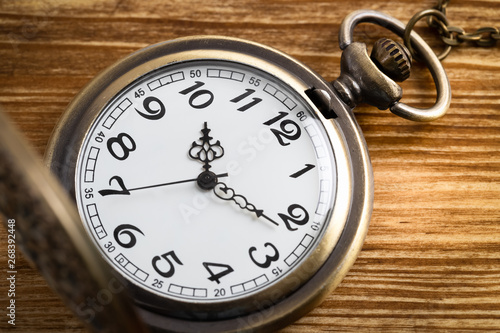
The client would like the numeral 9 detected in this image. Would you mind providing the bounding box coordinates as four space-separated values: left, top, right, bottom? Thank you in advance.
135 96 166 120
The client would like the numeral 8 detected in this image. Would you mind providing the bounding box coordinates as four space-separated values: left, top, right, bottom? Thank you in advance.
107 133 136 161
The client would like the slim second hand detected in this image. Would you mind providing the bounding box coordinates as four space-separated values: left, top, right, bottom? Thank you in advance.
129 173 229 192
251 207 279 226
261 213 279 226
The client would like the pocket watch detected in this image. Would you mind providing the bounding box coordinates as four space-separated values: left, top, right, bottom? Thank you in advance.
43 10 450 333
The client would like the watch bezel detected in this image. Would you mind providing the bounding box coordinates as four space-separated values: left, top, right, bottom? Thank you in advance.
45 36 373 332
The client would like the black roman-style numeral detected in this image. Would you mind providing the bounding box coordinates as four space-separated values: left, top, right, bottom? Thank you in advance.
230 89 262 111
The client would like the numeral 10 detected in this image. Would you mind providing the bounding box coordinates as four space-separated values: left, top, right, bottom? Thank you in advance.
179 81 214 109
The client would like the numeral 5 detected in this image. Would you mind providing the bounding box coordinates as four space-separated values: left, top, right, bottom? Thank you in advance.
152 251 183 278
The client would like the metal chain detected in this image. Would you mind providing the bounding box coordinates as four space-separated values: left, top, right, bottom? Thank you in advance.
404 0 499 60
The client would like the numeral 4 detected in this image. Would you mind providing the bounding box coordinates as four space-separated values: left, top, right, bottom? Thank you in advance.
203 262 234 284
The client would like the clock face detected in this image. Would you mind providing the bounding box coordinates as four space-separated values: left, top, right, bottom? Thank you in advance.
75 59 338 305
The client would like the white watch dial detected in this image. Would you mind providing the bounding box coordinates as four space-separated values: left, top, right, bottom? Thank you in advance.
75 60 337 303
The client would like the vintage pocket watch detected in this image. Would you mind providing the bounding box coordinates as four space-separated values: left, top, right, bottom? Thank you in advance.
43 10 450 333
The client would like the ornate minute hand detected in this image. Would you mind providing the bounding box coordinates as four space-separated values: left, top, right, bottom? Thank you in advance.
213 182 279 226
98 174 229 196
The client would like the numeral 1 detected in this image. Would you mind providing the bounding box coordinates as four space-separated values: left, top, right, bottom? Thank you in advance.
263 111 288 126
179 81 205 95
290 164 316 178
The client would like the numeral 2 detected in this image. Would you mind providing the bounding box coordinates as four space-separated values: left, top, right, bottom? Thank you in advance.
278 204 309 231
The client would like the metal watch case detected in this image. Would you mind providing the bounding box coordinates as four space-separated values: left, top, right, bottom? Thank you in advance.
45 36 373 333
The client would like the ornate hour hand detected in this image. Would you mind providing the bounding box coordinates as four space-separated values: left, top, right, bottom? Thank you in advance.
213 182 279 226
189 122 226 190
189 122 224 172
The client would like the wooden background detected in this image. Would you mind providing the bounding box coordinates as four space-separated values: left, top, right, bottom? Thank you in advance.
0 0 499 332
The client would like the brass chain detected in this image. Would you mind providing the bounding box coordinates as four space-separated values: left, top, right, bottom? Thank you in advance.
405 0 499 60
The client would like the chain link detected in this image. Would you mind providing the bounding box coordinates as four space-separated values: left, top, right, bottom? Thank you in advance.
405 0 499 60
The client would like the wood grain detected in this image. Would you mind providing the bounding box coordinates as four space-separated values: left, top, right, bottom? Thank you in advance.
0 0 499 332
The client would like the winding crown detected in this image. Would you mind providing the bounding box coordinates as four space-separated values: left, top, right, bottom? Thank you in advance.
370 38 412 82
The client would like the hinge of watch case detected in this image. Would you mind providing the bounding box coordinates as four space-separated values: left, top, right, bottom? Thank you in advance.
305 87 339 119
